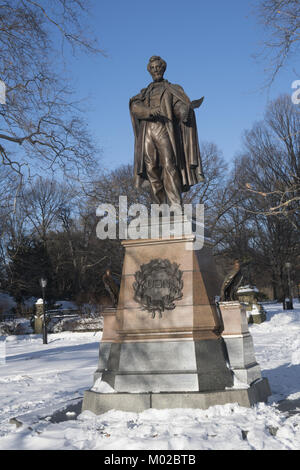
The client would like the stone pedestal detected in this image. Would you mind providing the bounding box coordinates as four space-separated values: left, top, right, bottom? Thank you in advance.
236 286 266 324
34 299 44 334
82 217 271 414
219 301 263 385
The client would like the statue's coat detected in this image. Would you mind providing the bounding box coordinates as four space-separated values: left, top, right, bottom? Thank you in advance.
130 80 205 192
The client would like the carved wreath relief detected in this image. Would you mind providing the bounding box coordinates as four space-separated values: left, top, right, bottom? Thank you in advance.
133 258 183 318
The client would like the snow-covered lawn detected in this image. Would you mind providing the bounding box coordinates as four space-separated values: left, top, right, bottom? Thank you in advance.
0 302 299 450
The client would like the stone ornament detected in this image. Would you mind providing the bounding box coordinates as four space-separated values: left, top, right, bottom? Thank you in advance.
133 258 183 318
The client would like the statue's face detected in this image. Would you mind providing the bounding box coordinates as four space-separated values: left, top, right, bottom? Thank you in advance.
149 60 165 82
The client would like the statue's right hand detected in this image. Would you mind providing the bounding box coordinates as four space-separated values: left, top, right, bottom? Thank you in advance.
150 107 161 118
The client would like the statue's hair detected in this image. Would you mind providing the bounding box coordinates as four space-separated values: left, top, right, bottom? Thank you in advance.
147 56 167 74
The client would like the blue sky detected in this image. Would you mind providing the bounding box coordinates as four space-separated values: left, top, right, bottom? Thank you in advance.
64 0 296 171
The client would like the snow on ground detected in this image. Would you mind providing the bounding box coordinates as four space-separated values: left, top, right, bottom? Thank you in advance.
0 302 299 450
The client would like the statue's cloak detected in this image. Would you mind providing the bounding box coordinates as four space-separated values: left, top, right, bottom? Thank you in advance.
129 80 205 192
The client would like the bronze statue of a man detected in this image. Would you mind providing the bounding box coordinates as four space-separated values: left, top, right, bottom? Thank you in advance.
129 56 205 205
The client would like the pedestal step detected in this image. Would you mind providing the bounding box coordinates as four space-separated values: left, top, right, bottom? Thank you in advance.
82 378 271 415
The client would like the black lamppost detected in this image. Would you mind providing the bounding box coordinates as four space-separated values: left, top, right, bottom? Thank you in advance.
40 277 48 344
285 262 293 310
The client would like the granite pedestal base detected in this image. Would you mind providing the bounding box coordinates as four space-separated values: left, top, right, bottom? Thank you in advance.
82 377 271 415
94 338 232 393
83 217 270 415
248 310 267 324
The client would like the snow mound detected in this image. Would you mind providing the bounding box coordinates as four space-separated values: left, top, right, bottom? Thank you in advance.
92 378 116 394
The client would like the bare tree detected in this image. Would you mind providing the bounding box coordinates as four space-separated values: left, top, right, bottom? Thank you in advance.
20 177 76 243
90 164 152 208
0 166 21 282
183 142 244 243
239 94 300 225
227 96 300 298
255 0 300 83
214 195 299 299
0 0 103 178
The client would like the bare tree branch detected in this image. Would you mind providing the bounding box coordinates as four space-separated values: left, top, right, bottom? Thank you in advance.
0 0 103 179
254 0 300 84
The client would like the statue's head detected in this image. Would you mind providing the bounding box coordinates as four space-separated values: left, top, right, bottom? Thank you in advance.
147 56 167 82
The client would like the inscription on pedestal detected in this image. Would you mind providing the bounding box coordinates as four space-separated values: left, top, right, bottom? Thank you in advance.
133 259 183 318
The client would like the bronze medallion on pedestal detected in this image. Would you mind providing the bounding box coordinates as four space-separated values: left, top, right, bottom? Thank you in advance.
133 258 183 318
